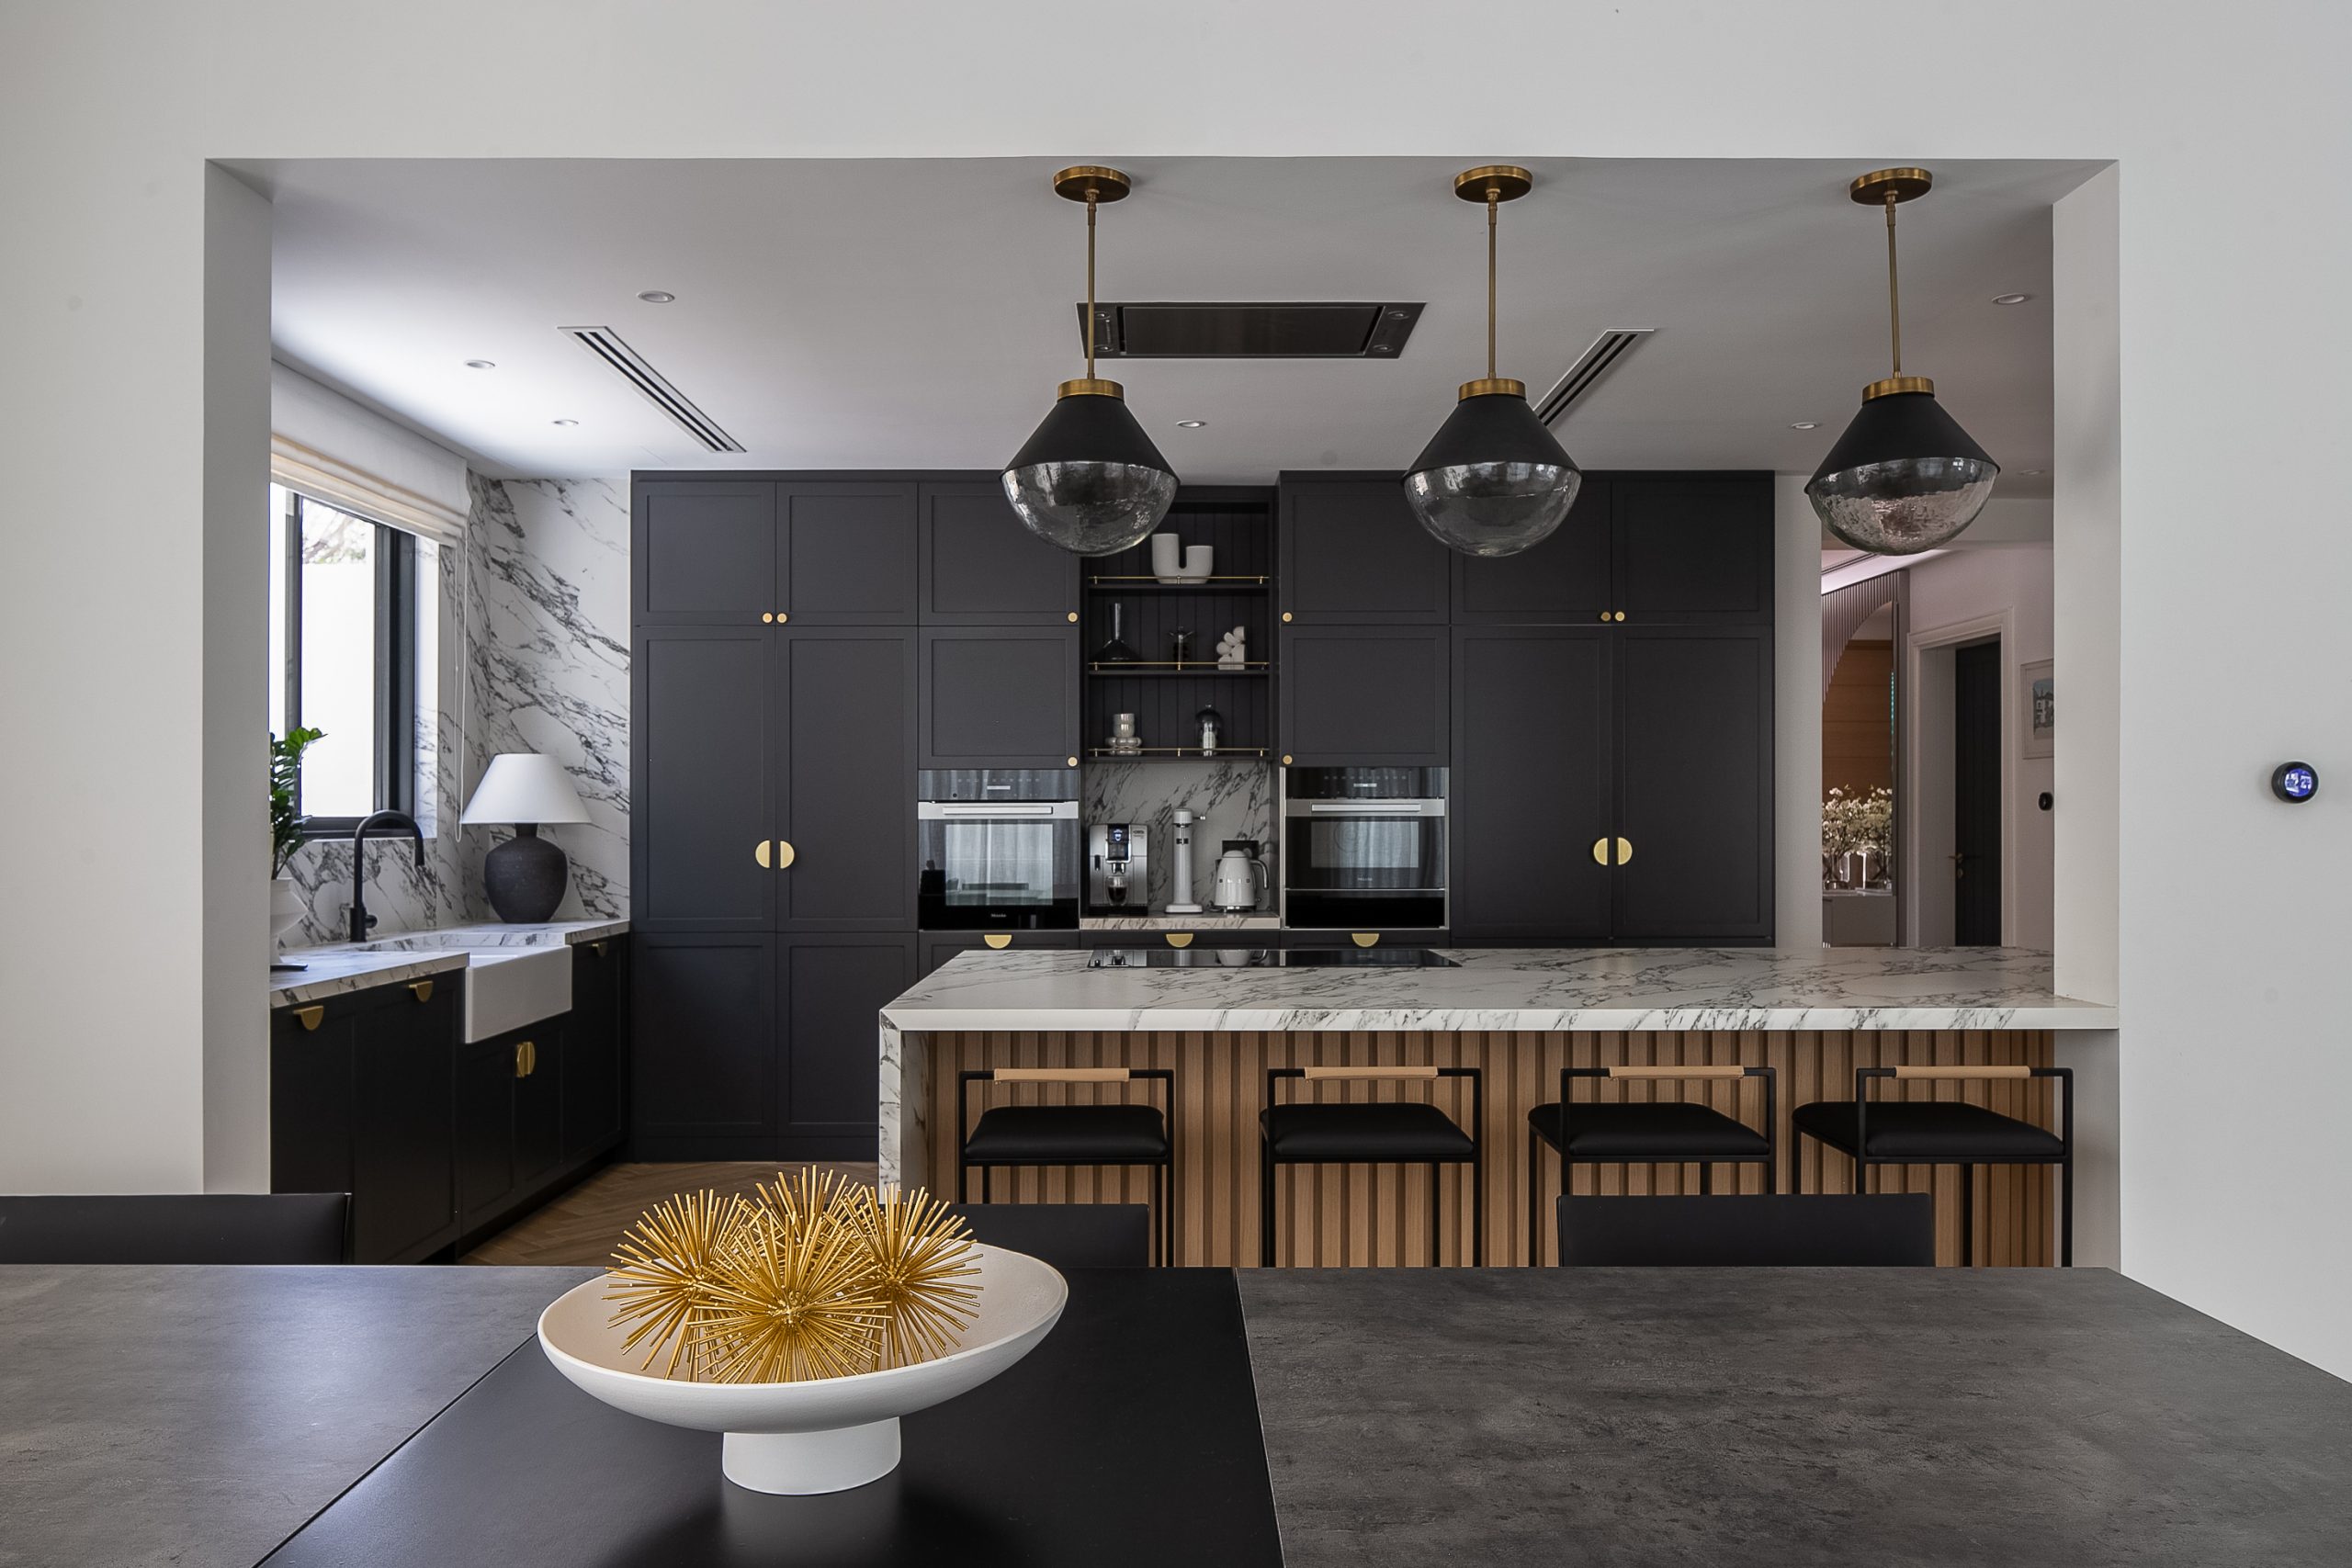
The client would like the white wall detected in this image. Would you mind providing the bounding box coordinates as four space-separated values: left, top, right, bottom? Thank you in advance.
1900 545 2056 950
3 0 2350 1377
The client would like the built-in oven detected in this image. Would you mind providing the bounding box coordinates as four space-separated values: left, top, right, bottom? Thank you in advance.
1281 766 1448 931
917 770 1080 931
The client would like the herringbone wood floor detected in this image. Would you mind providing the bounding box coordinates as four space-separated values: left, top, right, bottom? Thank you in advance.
460 1162 879 1266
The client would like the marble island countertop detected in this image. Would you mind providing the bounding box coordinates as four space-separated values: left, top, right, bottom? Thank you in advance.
270 919 628 1008
882 945 2119 1033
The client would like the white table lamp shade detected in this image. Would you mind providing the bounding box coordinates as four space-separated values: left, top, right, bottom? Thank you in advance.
461 753 591 826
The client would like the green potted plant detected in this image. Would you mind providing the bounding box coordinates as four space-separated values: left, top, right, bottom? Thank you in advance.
270 727 323 944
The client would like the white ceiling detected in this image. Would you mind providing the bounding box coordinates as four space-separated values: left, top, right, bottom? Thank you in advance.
242 156 2104 488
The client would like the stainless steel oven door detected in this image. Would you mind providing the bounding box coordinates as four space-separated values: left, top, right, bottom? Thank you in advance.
1282 797 1447 929
917 800 1080 929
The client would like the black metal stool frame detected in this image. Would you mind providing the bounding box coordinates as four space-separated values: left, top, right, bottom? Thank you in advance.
956 1066 1176 1267
1799 1064 2074 1267
1525 1064 1777 1268
1260 1065 1483 1268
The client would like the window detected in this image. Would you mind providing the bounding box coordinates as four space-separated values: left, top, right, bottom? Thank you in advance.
269 484 420 832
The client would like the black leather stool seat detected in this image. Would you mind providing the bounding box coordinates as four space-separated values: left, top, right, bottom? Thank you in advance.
1528 1100 1770 1160
1261 1101 1476 1163
1792 1100 2066 1161
962 1104 1170 1164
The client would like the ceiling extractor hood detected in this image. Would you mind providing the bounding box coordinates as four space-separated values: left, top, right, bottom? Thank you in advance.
1075 301 1424 359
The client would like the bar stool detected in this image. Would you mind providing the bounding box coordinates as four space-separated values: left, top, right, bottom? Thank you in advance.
1792 1065 2073 1266
957 1066 1175 1266
1524 1065 1776 1267
1260 1065 1482 1267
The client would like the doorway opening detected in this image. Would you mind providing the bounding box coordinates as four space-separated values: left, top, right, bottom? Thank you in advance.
1951 638 2004 944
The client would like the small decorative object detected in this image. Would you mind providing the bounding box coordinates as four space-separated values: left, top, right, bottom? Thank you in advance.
1169 626 1193 665
1216 625 1248 670
269 727 325 946
541 1177 1065 1495
1149 532 1184 583
2021 659 2053 759
1177 544 1214 582
1196 703 1224 757
462 753 591 924
1093 601 1140 664
1109 712 1142 755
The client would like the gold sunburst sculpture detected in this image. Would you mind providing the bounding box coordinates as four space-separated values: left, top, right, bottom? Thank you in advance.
603 1177 979 1384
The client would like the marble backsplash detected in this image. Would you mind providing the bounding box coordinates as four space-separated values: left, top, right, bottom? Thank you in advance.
1082 760 1276 913
280 475 630 945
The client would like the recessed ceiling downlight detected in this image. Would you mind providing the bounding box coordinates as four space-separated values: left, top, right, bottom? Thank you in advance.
1177 420 1207 429
1992 293 2032 306
552 419 579 427
637 290 676 303
465 359 496 369
1791 421 1819 431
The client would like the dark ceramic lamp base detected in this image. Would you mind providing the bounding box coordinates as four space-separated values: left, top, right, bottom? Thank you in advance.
482 825 570 924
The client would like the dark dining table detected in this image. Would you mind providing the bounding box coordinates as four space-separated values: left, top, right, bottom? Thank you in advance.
4 1263 2348 1567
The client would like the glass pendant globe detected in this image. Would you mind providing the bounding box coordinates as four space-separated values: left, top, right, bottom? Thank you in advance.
1001 461 1177 556
1807 456 1997 555
1402 461 1581 558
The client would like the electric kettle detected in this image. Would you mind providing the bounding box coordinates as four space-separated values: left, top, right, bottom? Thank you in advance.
1211 840 1267 913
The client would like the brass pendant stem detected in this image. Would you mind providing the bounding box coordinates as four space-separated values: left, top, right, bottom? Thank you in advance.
1883 190 1902 376
1486 189 1499 381
1085 189 1098 382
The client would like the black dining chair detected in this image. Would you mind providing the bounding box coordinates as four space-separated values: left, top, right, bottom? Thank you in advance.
1525 1064 1776 1266
943 1201 1152 1269
957 1066 1174 1265
1261 1065 1483 1267
1792 1065 2073 1265
1556 1193 1935 1267
0 1193 352 1264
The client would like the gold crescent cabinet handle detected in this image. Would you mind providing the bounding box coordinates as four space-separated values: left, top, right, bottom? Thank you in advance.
1351 931 1380 948
754 840 772 869
514 1041 529 1078
775 840 796 869
408 979 435 1004
1615 837 1633 865
1166 931 1194 948
292 1004 325 1032
1592 837 1611 866
983 933 1012 949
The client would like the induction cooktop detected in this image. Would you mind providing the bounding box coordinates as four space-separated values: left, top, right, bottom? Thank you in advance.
1084 947 1459 969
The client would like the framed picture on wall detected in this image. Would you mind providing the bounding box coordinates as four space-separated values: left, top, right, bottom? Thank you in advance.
2021 660 2054 758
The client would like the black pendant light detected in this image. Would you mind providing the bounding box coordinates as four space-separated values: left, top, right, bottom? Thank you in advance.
1403 164 1581 558
1001 165 1178 556
1807 168 1999 554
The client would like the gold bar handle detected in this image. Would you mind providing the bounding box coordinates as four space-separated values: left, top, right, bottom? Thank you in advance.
292 1004 325 1032
1304 1065 1441 1081
1891 1064 2032 1080
1608 1065 1747 1080
993 1067 1133 1083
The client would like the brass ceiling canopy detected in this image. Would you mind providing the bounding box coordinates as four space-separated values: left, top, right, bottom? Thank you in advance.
1052 165 1131 203
1849 166 1933 205
1863 374 1936 400
1056 377 1125 400
1453 164 1533 204
1458 376 1526 400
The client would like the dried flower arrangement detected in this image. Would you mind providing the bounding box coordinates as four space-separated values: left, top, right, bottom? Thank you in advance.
605 1174 979 1384
1822 785 1894 858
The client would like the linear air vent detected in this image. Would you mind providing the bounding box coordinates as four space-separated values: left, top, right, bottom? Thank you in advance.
1076 301 1424 359
1532 329 1656 425
560 326 744 453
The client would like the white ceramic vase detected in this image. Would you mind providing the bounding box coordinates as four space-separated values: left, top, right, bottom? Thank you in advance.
537 1243 1068 1495
270 875 305 945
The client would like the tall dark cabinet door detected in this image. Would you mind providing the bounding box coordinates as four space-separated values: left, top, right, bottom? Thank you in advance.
778 628 918 930
1449 627 1612 942
918 626 1081 769
1278 626 1449 766
349 988 457 1263
456 1032 520 1232
779 483 919 626
1278 477 1451 624
631 933 778 1153
270 1009 353 1201
633 482 777 623
781 935 914 1158
633 626 775 931
1452 478 1613 625
1613 627 1774 942
1612 473 1775 625
561 938 627 1163
917 481 1080 625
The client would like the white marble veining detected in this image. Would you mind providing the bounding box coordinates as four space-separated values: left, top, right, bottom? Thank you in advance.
887 945 2118 1035
272 919 628 1006
1082 759 1274 913
461 475 630 923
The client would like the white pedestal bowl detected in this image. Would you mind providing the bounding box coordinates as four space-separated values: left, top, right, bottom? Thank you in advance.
537 1243 1067 1495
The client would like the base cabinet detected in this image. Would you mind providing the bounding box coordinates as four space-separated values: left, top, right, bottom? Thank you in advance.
563 937 628 1162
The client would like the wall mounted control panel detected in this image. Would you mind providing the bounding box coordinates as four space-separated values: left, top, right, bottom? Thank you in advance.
2271 761 2319 803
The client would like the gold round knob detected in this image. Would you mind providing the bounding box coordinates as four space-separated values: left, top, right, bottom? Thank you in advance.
761 613 774 624
1282 612 1294 623
1614 611 1626 623
1597 611 1610 624
1067 756 1079 768
1067 611 1079 623
1281 754 1293 766
777 612 788 624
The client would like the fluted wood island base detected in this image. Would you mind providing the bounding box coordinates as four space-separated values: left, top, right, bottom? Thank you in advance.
879 949 2118 1269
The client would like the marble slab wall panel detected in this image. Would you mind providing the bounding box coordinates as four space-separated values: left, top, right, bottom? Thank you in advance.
459 475 630 923
1081 759 1275 912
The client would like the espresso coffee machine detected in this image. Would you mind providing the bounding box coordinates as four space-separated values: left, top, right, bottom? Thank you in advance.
1086 822 1151 913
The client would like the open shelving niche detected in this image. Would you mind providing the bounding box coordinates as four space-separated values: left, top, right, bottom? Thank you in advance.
1082 491 1276 763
